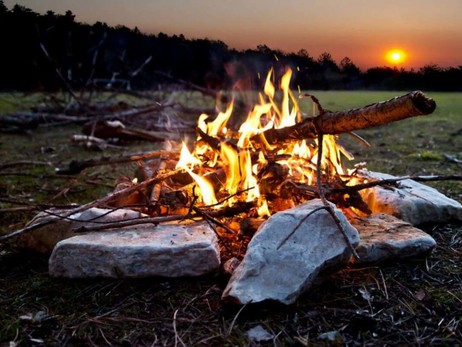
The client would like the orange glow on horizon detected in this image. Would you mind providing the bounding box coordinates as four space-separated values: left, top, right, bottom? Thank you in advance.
385 48 408 66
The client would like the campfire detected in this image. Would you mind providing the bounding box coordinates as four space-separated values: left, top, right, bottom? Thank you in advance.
7 67 462 305
107 68 434 227
174 68 354 219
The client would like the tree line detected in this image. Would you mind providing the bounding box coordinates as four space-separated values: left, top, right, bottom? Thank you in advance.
1 2 461 92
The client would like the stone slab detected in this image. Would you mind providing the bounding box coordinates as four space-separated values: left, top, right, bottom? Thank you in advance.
49 222 220 278
17 207 145 253
222 199 360 305
351 213 436 264
358 171 462 226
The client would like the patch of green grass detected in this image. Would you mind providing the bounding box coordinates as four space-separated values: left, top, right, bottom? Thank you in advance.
0 92 44 114
408 150 443 161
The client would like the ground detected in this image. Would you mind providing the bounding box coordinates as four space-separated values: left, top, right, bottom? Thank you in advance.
0 91 461 346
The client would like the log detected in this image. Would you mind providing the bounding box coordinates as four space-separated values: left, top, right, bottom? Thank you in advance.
83 120 182 142
256 91 436 145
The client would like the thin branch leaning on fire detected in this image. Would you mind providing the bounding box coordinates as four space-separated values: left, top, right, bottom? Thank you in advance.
290 175 462 196
0 170 181 242
276 95 359 257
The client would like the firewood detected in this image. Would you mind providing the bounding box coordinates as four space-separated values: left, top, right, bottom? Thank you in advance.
255 91 436 145
56 150 179 175
83 120 181 142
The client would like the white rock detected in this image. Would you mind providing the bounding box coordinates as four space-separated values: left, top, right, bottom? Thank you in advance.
17 207 145 253
358 171 462 225
49 222 220 278
222 199 360 305
246 325 273 342
351 213 436 264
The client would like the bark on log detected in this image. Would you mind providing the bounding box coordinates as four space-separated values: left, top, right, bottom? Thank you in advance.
256 91 436 145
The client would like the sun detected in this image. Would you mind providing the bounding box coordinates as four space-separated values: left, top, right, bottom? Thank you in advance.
385 49 407 65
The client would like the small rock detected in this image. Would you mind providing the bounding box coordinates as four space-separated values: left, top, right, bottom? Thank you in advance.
318 330 344 343
358 171 462 225
351 213 436 264
222 257 241 275
49 222 220 278
17 207 145 253
246 325 273 342
222 199 360 305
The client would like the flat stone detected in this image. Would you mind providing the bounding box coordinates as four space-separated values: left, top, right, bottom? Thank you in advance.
351 213 436 264
49 222 220 278
17 207 145 253
358 171 462 225
222 199 360 305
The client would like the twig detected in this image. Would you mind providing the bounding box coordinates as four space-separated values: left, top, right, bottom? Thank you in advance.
173 309 187 347
38 36 82 107
277 207 326 250
72 202 255 234
226 304 247 336
192 206 234 235
72 214 187 233
56 150 179 175
0 170 180 242
0 161 52 171
287 174 462 197
315 131 359 259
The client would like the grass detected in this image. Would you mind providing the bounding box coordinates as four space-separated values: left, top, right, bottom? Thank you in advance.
0 90 461 346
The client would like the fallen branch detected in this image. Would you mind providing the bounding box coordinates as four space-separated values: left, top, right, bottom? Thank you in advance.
315 132 359 259
285 174 462 203
330 174 462 194
82 121 182 142
56 150 179 175
0 170 181 242
0 161 52 171
255 91 436 145
71 202 255 233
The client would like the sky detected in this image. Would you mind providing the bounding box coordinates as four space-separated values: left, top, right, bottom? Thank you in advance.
4 0 462 70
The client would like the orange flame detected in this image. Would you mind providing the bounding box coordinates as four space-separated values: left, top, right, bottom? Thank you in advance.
176 143 217 206
178 68 353 216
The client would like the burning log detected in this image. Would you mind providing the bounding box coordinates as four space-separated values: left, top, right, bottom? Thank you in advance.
256 91 436 145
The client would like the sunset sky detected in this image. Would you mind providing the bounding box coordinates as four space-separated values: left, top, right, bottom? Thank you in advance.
4 0 462 70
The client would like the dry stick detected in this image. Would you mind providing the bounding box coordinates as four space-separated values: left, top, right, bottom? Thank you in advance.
328 174 462 195
315 131 359 259
255 91 436 145
38 39 82 107
0 161 52 171
0 170 180 242
173 309 187 347
152 70 249 111
56 150 178 175
277 207 326 250
72 214 186 233
288 175 462 198
72 202 256 234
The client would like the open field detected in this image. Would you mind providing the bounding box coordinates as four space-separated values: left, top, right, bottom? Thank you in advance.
0 91 461 346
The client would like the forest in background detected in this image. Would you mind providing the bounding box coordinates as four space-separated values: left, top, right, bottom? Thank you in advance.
1 1 462 92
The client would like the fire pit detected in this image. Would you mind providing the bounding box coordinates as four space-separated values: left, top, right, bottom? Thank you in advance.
8 69 462 305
